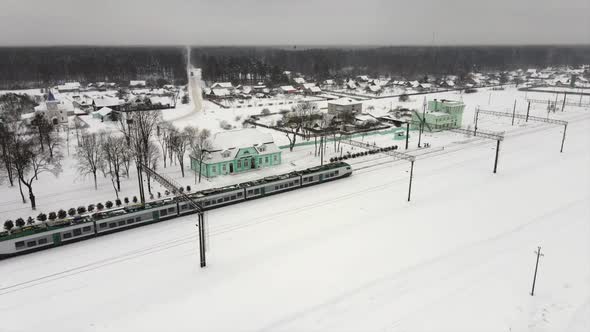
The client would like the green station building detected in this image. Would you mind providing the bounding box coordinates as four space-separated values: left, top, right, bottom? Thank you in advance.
190 128 282 178
411 99 465 132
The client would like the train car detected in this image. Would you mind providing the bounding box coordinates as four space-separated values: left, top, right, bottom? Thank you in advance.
0 162 353 259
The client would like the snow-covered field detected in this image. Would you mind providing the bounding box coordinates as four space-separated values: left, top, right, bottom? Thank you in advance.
1 86 590 331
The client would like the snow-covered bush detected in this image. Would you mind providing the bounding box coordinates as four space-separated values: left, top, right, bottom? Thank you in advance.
26 217 35 225
132 196 138 203
68 208 76 216
124 197 129 204
15 218 25 228
115 199 122 207
105 201 113 209
4 220 14 232
87 204 95 212
260 108 271 115
58 209 67 219
219 120 231 130
77 206 87 214
48 212 57 220
186 186 191 192
96 203 104 210
37 213 47 222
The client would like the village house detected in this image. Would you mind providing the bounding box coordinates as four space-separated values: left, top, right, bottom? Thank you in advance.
92 107 117 121
33 92 69 125
92 96 124 112
411 99 465 132
190 128 282 178
57 82 81 93
328 98 363 118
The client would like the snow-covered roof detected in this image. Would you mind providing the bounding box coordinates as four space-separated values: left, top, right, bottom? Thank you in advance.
367 85 381 92
309 86 322 93
324 79 334 85
293 77 306 84
329 97 361 106
95 107 113 117
130 80 146 87
357 75 369 81
211 82 233 89
280 86 297 92
150 96 173 105
212 88 230 97
445 80 455 87
302 83 316 89
419 83 432 89
204 128 281 163
93 96 124 108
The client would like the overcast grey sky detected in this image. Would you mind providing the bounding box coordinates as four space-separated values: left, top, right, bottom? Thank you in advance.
1 0 588 46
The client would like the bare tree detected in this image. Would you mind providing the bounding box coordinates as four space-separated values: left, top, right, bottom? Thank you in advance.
75 132 104 190
282 101 319 152
11 133 62 210
188 127 212 183
101 131 127 191
0 123 15 186
169 127 190 177
157 122 173 168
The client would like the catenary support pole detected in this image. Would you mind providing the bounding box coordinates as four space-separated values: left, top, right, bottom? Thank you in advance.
474 108 480 136
561 92 567 112
512 99 517 126
531 246 543 296
198 212 206 268
526 101 531 122
560 124 567 153
493 139 501 173
407 160 414 202
405 122 410 150
137 164 145 204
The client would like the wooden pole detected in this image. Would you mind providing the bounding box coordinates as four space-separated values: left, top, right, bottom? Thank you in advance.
493 140 500 173
405 122 410 150
560 124 567 153
531 246 543 296
511 99 516 126
407 161 415 202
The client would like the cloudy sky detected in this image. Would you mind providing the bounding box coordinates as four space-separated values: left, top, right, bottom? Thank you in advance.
0 0 588 46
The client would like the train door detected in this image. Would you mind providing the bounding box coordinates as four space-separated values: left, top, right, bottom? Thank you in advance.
319 173 324 182
260 187 265 196
52 233 61 245
152 211 160 222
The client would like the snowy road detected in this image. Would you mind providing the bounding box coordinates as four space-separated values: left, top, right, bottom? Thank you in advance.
0 116 589 331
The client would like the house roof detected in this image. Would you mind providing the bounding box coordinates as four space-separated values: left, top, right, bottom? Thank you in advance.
309 86 322 93
211 82 233 89
93 96 124 108
302 83 316 89
293 77 306 84
329 97 361 107
204 128 281 163
280 85 297 92
212 88 230 96
95 107 113 117
130 80 146 86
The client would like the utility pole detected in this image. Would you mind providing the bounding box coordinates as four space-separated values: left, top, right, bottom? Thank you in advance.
197 212 206 267
561 92 567 112
530 246 544 296
405 122 410 150
526 101 531 122
560 124 567 153
407 160 415 202
320 135 324 166
493 140 501 173
511 99 517 126
418 98 426 148
474 108 480 136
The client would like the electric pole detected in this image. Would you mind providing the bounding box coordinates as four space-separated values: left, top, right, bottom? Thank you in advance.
405 122 410 150
511 99 516 126
530 246 544 296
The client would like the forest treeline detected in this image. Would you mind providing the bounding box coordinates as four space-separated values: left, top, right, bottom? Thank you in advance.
0 45 588 89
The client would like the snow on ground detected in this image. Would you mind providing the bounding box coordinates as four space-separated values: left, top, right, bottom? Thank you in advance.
0 94 589 331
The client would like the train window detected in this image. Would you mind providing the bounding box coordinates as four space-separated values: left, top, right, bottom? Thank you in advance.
275 186 279 190
223 196 229 202
63 232 72 239
15 241 25 249
231 195 236 200
127 219 135 224
135 217 141 222
168 207 175 213
237 192 243 197
254 188 260 194
73 228 82 236
27 241 36 248
118 221 125 227
38 238 48 245
295 179 299 184
217 198 223 203
109 223 117 228
82 226 91 232
204 201 210 206
182 204 189 210
161 209 168 217
247 189 253 195
99 222 107 229
335 171 339 175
